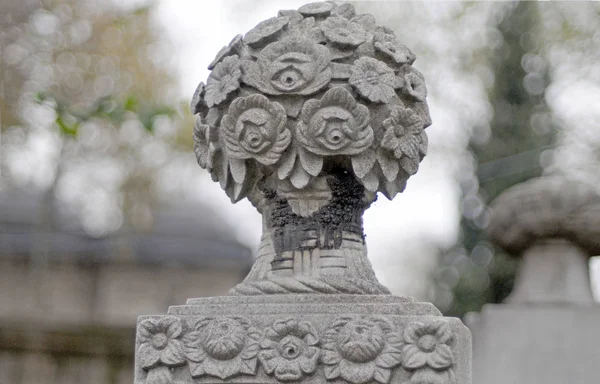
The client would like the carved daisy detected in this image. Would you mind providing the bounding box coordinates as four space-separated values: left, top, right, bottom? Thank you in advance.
349 57 402 103
205 55 242 107
402 320 454 370
137 316 185 370
258 318 320 382
321 16 368 47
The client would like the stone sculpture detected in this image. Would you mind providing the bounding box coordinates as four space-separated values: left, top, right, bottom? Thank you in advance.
468 175 600 384
135 3 471 384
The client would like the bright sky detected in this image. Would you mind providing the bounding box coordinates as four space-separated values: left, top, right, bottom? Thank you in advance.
151 0 600 299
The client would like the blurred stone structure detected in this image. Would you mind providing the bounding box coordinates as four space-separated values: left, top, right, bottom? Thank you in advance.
468 176 600 384
0 188 252 384
135 3 471 384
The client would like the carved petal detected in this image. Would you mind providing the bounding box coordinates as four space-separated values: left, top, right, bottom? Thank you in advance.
400 156 419 175
359 168 379 192
324 364 340 380
321 349 342 365
146 366 173 384
373 367 392 384
278 148 297 180
374 347 402 369
161 339 185 366
352 148 376 178
376 149 399 182
229 158 247 184
428 344 454 369
402 344 427 369
381 179 406 200
290 161 311 189
298 148 323 176
138 343 161 370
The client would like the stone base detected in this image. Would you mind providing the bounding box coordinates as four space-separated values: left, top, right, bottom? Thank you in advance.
467 303 600 384
135 295 471 384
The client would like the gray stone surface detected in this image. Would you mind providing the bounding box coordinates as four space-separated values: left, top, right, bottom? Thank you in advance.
469 175 600 384
135 2 471 384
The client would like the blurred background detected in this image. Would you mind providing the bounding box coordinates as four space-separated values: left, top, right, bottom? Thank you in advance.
0 0 599 383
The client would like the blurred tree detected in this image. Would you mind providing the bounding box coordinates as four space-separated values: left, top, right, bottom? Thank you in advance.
434 1 557 317
1 0 195 237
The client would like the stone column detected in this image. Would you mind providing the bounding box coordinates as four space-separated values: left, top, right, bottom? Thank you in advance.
134 3 471 384
468 176 600 384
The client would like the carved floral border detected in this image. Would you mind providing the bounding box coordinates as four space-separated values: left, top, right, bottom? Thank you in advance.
137 316 456 384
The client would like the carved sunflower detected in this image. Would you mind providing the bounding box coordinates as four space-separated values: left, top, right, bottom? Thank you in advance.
183 317 260 380
321 316 403 384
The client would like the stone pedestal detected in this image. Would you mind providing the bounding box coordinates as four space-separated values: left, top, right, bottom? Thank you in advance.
134 2 471 384
469 176 600 384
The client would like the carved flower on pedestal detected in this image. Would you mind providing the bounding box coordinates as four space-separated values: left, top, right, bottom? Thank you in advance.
380 105 426 178
138 316 185 370
221 94 291 184
242 36 332 96
402 320 454 371
321 316 403 384
205 55 242 108
349 57 402 103
183 317 260 380
294 87 374 188
321 16 368 48
258 318 320 382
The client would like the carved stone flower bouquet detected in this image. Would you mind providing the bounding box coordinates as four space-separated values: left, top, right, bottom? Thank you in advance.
135 3 471 384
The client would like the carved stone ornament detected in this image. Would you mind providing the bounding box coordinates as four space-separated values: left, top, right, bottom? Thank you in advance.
136 3 471 384
190 1 431 296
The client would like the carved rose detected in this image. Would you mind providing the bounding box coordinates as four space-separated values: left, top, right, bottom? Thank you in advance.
321 16 368 47
297 87 373 157
205 55 242 108
321 316 403 384
380 105 426 177
258 318 320 382
349 57 402 103
137 316 185 370
402 320 454 371
374 34 416 66
244 16 290 48
242 36 332 96
209 34 244 70
183 317 260 380
221 94 290 184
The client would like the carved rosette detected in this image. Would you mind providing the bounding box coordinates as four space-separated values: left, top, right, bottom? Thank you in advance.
188 1 432 296
136 314 458 384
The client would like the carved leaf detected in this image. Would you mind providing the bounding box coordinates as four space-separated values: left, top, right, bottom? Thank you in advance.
239 358 258 375
229 158 247 184
351 148 376 178
324 364 341 380
188 361 206 378
183 331 207 363
375 347 402 369
146 366 172 384
278 147 297 180
376 148 399 182
359 168 380 192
